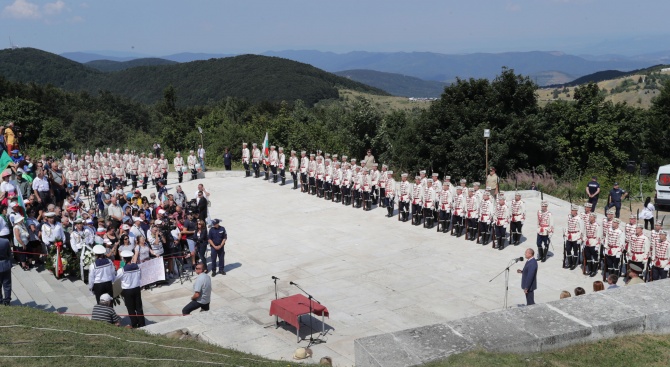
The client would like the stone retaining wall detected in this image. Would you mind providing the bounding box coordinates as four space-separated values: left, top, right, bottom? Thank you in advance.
354 279 670 367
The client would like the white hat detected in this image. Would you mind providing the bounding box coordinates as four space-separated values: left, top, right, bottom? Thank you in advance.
133 216 141 222
155 219 163 225
44 212 56 218
387 170 393 175
419 170 426 174
541 200 548 206
571 205 578 211
158 209 166 215
93 245 106 255
100 293 113 303
121 224 130 230
120 250 134 258
293 347 313 360
14 216 24 224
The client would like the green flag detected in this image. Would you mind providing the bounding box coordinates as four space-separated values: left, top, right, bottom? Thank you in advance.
0 151 12 173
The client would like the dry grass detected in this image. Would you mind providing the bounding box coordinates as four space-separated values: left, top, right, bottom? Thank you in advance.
336 89 431 111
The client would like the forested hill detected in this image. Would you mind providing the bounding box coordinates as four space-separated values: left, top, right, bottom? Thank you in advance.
85 58 178 72
0 48 388 106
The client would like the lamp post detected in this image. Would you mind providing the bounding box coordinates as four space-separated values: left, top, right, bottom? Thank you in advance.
484 129 490 178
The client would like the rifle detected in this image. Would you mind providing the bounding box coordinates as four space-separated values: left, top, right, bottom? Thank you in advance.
491 218 497 249
563 229 567 269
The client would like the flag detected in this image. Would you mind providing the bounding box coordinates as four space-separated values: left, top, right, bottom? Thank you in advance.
10 179 28 221
262 132 269 165
0 151 12 173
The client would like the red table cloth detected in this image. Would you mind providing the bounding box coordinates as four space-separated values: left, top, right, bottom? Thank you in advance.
269 294 329 330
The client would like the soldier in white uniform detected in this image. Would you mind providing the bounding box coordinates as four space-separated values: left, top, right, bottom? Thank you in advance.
173 152 185 184
477 191 494 245
332 161 342 201
383 171 395 218
269 146 279 183
323 158 332 198
308 154 317 195
78 163 89 196
451 187 465 237
624 214 637 267
601 208 615 270
604 218 625 280
158 154 169 182
564 205 584 270
510 192 526 245
299 151 308 193
397 173 411 222
651 230 669 280
251 143 261 178
493 194 509 250
287 150 297 189
627 224 650 280
102 161 113 188
362 169 372 211
465 188 480 241
422 179 436 228
138 157 148 189
536 201 554 262
584 213 601 277
242 143 251 177
113 162 126 189
187 150 198 181
315 156 325 197
370 163 380 205
378 164 388 207
437 182 453 233
278 147 286 185
66 166 80 195
410 176 423 225
341 163 352 206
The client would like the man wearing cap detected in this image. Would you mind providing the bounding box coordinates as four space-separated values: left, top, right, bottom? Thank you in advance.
605 182 627 218
536 201 554 262
182 262 211 314
624 215 637 261
564 205 584 270
88 244 116 304
361 149 375 168
431 173 441 224
437 182 453 233
70 218 92 253
422 179 436 228
289 150 299 190
465 188 479 240
278 147 286 186
411 176 424 225
40 212 64 251
486 167 499 196
493 194 509 249
627 224 650 280
172 151 184 184
315 156 325 197
626 263 645 286
117 250 145 328
651 230 669 280
241 143 250 177
332 161 342 202
509 192 525 245
382 171 395 217
299 151 308 192
187 150 198 181
250 143 260 178
307 154 317 195
208 219 227 276
269 146 278 183
604 218 625 280
378 165 388 207
398 173 410 222
91 293 121 326
369 163 380 205
477 191 494 244
585 176 601 211
584 213 601 277
451 186 465 236
419 170 427 189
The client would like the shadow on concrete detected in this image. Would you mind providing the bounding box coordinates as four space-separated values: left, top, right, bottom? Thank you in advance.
224 262 242 273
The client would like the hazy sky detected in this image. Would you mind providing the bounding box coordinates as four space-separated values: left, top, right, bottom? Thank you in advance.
1 0 668 56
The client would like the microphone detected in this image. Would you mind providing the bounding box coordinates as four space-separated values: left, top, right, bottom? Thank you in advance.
289 281 296 285
514 257 524 262
271 276 280 280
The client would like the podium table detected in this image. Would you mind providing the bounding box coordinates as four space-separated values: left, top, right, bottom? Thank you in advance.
269 294 329 342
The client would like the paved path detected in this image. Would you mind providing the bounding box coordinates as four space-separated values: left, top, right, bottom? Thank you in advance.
9 170 647 366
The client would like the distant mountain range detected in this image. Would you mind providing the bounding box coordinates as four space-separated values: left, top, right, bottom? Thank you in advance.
1 48 387 106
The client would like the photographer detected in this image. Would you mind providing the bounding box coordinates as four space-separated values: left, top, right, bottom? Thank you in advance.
182 211 197 268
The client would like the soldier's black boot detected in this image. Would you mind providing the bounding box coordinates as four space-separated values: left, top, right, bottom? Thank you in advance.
387 206 393 217
589 262 597 277
537 248 543 261
273 174 277 183
498 236 504 250
542 247 548 262
570 256 577 270
425 217 433 229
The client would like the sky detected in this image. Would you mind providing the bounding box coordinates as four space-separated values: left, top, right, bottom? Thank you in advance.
1 0 669 57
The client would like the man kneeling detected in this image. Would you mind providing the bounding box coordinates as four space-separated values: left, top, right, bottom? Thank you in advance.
182 263 211 314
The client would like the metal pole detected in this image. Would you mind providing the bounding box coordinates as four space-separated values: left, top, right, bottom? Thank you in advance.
485 138 489 179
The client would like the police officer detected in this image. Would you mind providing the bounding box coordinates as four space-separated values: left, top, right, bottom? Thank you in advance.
605 182 627 218
585 176 601 211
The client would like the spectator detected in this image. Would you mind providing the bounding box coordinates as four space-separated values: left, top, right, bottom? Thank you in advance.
196 190 208 223
639 197 655 230
559 291 571 299
607 274 619 289
146 224 164 258
361 149 375 168
4 121 16 153
574 287 586 296
32 168 51 210
529 181 538 191
626 263 644 286
182 211 197 268
91 293 121 326
593 280 605 292
0 126 5 153
208 219 227 276
194 219 209 270
13 216 29 271
107 196 123 229
223 147 232 171
197 144 206 172
134 236 154 263
0 170 16 206
50 162 66 207
585 176 601 212
153 142 161 158
0 236 11 305
174 185 186 208
117 234 134 258
181 262 211 315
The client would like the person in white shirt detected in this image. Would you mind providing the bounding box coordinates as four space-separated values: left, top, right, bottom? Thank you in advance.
88 245 116 304
32 168 51 210
197 144 206 172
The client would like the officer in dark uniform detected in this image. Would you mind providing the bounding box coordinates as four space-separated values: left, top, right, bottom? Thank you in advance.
605 182 627 218
585 176 601 211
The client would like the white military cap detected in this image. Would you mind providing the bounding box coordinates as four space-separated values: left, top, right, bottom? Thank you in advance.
355 165 361 170
310 153 315 157
351 158 357 162
571 205 578 211
445 176 451 180
301 151 306 154
427 179 433 184
334 161 341 166
473 182 481 186
401 173 408 177
93 245 106 255
325 153 330 157
325 159 331 163
387 170 393 175
242 142 247 146
415 175 421 180
636 223 644 228
584 202 592 208
432 173 438 177
457 186 463 191
278 147 283 151
270 145 275 149
443 182 449 186
541 200 548 206
589 212 597 218
120 250 134 258
372 163 378 167
460 178 467 183
382 164 388 169
420 170 426 174
498 195 505 200
342 155 348 159
660 230 667 235
252 143 257 146
485 186 491 191
629 214 636 219
614 218 622 224
291 150 296 154
483 190 490 196
332 154 338 159
468 188 475 192
515 192 521 196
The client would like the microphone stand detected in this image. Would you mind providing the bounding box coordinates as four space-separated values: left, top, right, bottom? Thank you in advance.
489 259 520 309
272 277 280 327
291 282 324 346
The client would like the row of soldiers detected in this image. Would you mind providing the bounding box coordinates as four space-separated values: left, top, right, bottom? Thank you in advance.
60 148 202 195
240 146 528 251
557 202 670 281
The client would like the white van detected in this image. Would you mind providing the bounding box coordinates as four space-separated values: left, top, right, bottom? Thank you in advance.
655 164 670 206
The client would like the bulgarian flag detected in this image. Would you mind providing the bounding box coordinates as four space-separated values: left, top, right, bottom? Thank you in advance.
262 132 269 165
0 151 12 173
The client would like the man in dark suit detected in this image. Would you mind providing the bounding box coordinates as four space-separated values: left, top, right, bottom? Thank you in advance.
196 190 208 222
517 248 538 305
0 237 13 306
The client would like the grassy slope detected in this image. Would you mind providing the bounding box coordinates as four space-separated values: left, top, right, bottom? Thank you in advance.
333 89 431 111
0 306 302 367
429 333 670 367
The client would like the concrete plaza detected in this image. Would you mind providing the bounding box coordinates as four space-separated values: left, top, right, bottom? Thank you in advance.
10 171 624 366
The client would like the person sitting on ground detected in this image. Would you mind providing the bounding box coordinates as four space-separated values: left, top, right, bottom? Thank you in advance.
182 262 211 315
559 290 571 299
607 274 619 289
593 280 605 292
574 287 586 296
91 293 121 326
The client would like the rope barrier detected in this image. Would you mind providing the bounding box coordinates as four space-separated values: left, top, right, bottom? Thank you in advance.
58 312 189 317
